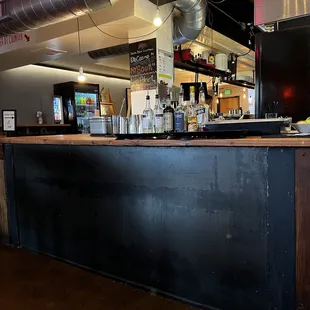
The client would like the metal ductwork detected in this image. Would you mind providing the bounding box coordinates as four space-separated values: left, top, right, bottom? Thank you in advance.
0 0 117 36
88 43 129 60
88 0 206 61
173 0 207 45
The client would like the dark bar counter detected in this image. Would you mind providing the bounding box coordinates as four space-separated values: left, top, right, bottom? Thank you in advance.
1 134 309 310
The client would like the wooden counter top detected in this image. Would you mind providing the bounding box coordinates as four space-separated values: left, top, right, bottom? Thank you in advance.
1 134 310 147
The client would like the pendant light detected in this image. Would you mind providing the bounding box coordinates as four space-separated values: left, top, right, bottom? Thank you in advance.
78 66 86 82
77 17 86 82
153 0 162 27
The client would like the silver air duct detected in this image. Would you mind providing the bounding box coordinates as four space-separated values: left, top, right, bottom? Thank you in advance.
0 0 116 36
88 44 130 60
88 0 206 61
173 0 207 45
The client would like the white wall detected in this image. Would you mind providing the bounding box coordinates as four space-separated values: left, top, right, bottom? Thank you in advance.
130 2 174 115
0 65 130 125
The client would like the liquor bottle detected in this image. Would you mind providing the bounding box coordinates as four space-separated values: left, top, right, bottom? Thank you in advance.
208 52 215 65
163 91 174 133
154 92 164 133
174 85 186 132
160 97 166 110
187 86 198 132
142 89 154 133
196 81 209 131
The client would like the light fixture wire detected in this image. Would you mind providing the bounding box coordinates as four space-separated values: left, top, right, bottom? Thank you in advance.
208 1 242 26
69 0 173 41
87 7 174 40
76 17 85 81
77 17 81 55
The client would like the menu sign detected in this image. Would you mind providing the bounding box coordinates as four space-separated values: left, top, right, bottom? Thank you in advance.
129 39 157 92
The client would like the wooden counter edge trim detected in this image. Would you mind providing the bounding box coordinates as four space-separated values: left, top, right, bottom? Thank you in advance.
1 135 310 147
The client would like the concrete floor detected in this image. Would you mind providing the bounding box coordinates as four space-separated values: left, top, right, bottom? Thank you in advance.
0 246 193 310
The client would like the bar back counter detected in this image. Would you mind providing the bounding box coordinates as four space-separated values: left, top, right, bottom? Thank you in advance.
1 135 309 310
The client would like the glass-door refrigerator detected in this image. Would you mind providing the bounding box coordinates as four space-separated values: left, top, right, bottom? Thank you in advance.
54 82 100 133
53 96 64 124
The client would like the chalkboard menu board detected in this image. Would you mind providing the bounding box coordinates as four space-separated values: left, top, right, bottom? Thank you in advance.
129 38 157 92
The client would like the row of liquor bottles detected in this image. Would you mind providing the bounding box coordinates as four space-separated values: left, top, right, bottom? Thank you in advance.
142 83 210 133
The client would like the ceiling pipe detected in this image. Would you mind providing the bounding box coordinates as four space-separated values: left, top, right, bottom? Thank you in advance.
88 0 207 60
0 0 117 36
173 0 207 45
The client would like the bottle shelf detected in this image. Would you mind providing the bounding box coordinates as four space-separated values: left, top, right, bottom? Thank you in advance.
174 60 255 89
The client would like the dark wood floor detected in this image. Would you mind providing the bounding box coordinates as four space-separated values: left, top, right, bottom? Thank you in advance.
0 246 193 310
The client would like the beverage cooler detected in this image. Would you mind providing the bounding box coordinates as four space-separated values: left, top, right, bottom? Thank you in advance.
52 96 64 124
54 82 100 133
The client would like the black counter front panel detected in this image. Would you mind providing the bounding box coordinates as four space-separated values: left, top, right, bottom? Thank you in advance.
7 145 295 310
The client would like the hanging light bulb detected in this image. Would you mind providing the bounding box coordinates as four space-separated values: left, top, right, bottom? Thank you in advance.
76 18 86 82
153 8 162 27
78 66 86 82
153 0 162 27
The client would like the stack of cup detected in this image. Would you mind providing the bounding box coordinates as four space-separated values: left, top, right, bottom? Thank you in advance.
119 117 128 134
137 115 143 134
111 115 120 134
111 114 145 134
128 115 137 134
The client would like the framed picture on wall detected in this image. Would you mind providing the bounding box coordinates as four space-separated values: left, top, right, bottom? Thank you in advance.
100 103 115 116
